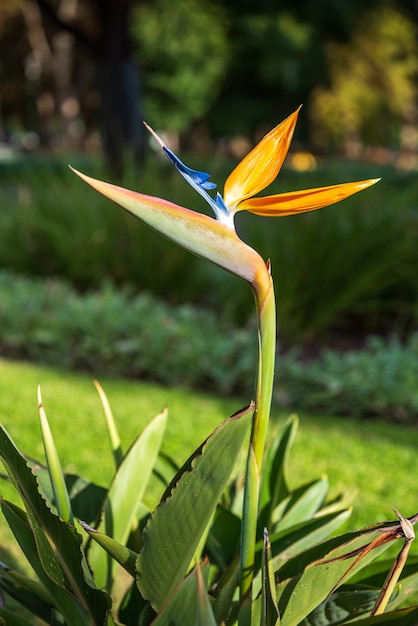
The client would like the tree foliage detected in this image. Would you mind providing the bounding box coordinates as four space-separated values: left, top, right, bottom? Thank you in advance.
0 0 417 150
310 6 418 150
131 0 228 134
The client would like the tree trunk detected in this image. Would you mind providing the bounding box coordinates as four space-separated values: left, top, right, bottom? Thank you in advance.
94 0 145 177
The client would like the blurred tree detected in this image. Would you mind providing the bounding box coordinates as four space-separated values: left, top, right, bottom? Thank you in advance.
205 0 391 141
1 0 416 156
35 0 145 176
131 0 228 138
0 0 144 175
310 6 418 152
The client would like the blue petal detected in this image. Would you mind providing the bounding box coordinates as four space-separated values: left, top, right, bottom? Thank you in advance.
163 147 217 190
162 146 230 222
214 192 228 212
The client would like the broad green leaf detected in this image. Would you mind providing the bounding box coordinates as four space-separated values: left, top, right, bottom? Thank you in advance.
214 509 351 621
0 577 55 624
0 425 111 625
118 580 152 624
261 529 280 625
206 506 241 570
0 609 34 625
29 461 107 526
79 520 137 577
94 380 123 468
151 561 215 625
259 415 298 529
276 525 401 626
270 509 352 568
0 556 52 605
196 560 218 626
350 606 418 625
65 474 107 525
89 409 167 590
153 451 179 488
212 562 240 625
0 553 55 623
350 555 418 611
38 386 73 524
137 404 254 611
273 477 329 531
300 586 380 625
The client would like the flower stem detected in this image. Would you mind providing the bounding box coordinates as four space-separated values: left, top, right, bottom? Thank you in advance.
240 265 276 601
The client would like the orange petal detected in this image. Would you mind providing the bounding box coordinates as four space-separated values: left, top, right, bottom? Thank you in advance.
223 108 301 210
236 178 380 216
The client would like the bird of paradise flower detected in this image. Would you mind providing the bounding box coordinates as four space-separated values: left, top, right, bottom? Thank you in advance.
72 107 379 600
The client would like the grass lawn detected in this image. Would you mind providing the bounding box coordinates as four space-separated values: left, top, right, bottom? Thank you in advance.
0 357 417 568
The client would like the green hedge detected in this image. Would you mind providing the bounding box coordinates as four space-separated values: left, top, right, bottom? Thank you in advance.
1 157 418 341
0 271 417 420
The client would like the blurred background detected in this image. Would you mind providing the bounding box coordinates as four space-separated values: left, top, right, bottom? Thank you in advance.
3 0 418 166
1 0 418 366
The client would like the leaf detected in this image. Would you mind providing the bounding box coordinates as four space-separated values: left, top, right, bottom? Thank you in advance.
0 554 55 622
118 580 153 625
276 524 402 626
351 555 418 610
300 586 380 625
205 506 241 570
94 380 123 468
261 529 280 626
88 409 167 591
213 509 351 622
137 403 254 611
349 606 418 625
38 386 73 524
151 561 215 626
0 556 52 604
0 609 34 625
270 510 352 568
29 461 107 526
79 520 137 577
259 415 298 530
196 560 218 626
273 477 329 531
0 425 111 625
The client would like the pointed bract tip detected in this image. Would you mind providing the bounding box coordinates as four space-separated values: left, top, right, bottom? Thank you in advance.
37 384 42 408
143 121 166 149
78 520 97 533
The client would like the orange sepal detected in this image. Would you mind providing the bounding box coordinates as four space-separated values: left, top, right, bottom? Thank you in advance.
223 108 300 210
237 178 380 217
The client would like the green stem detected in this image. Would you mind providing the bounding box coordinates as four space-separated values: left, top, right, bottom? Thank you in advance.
240 267 276 601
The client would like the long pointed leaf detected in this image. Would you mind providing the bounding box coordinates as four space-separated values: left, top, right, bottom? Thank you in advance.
300 586 381 625
276 524 404 626
79 520 137 577
38 386 73 524
0 556 53 605
88 409 167 590
259 415 298 528
94 380 123 468
151 561 214 625
0 425 111 625
0 609 34 625
261 529 280 625
137 403 254 611
273 477 329 531
349 606 418 625
196 560 218 626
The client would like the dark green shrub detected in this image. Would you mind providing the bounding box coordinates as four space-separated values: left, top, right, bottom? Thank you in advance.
1 158 418 340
